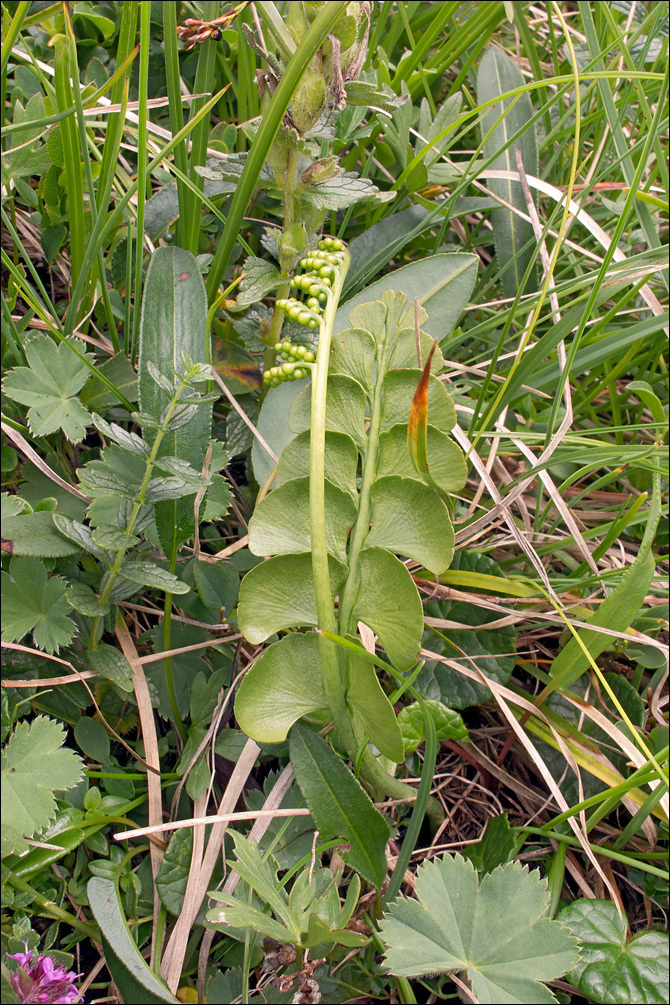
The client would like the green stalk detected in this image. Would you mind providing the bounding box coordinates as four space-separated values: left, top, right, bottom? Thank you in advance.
53 33 85 302
0 1 31 78
205 0 350 301
310 250 356 752
90 380 191 644
4 870 100 943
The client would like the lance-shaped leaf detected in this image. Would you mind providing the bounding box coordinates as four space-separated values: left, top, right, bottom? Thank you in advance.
290 721 390 889
2 511 82 558
346 655 404 763
380 854 578 1004
407 339 455 502
248 477 356 564
476 48 538 298
138 247 212 556
237 553 348 644
366 475 454 575
350 548 423 671
118 560 190 595
235 633 328 744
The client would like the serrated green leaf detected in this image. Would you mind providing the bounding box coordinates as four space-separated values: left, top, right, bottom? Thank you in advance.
1 716 84 856
476 48 538 299
237 553 348 644
203 473 233 521
350 548 423 671
237 255 282 306
91 413 149 456
274 430 359 503
1 557 77 652
138 246 212 557
66 581 110 616
88 877 179 1003
86 643 134 692
378 423 467 495
380 855 578 1004
558 899 669 1005
3 335 92 441
92 526 140 550
366 475 454 575
144 476 198 503
346 656 404 763
52 514 109 562
289 722 390 888
289 373 367 450
344 80 409 112
119 561 190 595
398 700 468 755
249 476 357 564
299 169 395 211
2 511 82 558
235 633 328 744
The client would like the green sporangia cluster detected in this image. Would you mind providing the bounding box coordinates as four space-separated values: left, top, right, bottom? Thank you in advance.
265 238 346 386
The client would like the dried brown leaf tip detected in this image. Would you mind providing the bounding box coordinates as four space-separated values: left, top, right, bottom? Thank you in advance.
176 2 251 51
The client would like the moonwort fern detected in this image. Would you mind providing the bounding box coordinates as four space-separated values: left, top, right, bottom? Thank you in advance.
234 241 471 819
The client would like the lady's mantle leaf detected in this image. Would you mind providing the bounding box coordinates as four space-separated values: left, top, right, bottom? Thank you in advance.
1 716 84 856
1 556 77 652
3 335 92 442
380 854 578 1004
558 899 669 1005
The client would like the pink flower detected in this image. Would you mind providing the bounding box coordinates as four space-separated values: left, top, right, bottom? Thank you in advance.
5 944 82 1004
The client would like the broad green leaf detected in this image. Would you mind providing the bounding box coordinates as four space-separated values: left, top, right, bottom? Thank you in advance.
378 423 467 495
274 429 359 503
550 548 656 689
237 553 348 644
3 335 92 442
248 477 356 564
289 373 367 450
1 511 82 558
366 475 454 575
388 323 445 375
88 877 179 1004
65 582 109 617
235 633 328 743
119 560 190 595
1 716 84 856
74 717 110 763
420 551 517 708
156 828 193 916
329 327 377 397
1 557 77 653
80 352 138 412
193 560 239 618
476 48 538 298
346 655 404 763
381 370 456 434
380 855 578 1004
558 899 669 1005
350 548 423 671
237 255 282 306
91 413 149 456
252 378 306 488
344 205 436 298
336 253 478 341
299 169 395 211
53 515 109 562
398 700 468 755
463 814 516 875
92 526 140 550
138 246 212 556
86 643 134 692
347 299 388 340
289 721 390 888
